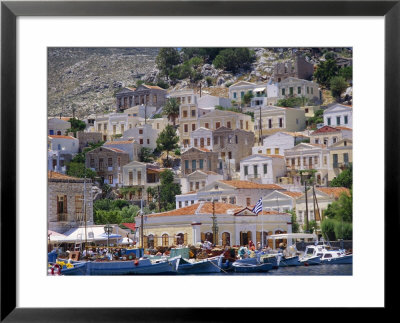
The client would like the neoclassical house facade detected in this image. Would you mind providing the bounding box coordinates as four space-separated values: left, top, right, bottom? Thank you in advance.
140 202 292 249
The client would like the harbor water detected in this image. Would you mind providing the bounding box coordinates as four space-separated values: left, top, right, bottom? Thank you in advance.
202 264 352 276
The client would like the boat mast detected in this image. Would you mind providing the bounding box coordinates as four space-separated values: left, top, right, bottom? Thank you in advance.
84 173 87 250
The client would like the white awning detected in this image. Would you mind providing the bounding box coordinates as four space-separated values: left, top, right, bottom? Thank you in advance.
253 87 266 92
267 233 318 240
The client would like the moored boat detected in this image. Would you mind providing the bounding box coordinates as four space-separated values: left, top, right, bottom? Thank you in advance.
232 262 273 273
86 256 180 275
177 255 223 274
278 255 301 267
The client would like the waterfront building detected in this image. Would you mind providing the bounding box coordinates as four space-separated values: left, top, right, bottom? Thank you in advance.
140 201 292 248
328 139 353 182
262 190 302 212
48 117 71 136
48 135 79 173
252 131 309 155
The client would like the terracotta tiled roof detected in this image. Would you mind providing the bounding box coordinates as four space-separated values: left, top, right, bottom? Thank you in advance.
48 135 76 140
198 147 211 152
104 141 134 145
147 202 242 217
219 180 284 190
182 191 197 195
48 171 80 180
107 148 125 153
281 191 302 198
335 126 352 131
126 87 136 91
202 170 219 175
121 223 136 231
142 84 164 90
311 126 340 135
317 187 350 199
244 206 285 216
281 131 309 138
258 154 284 159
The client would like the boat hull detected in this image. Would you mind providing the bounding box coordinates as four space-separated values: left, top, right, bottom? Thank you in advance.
279 256 301 267
178 257 222 274
233 262 273 273
299 256 321 266
321 254 352 265
85 257 179 275
61 262 88 276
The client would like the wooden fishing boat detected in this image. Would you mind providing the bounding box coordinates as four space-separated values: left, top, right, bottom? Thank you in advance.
177 255 223 274
85 256 180 275
232 262 273 273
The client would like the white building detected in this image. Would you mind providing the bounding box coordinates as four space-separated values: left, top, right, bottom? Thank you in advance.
179 170 223 196
48 118 71 136
323 104 353 128
176 179 287 210
262 190 302 213
47 135 79 173
197 94 231 109
103 140 140 161
121 123 159 150
189 127 214 151
278 77 321 104
284 143 330 186
239 154 287 184
252 131 309 155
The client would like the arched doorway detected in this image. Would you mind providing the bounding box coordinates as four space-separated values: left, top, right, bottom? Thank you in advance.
147 234 154 249
176 233 184 245
222 232 230 246
204 232 213 244
240 231 252 246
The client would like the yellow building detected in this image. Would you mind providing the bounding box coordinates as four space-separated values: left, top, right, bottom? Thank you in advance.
140 202 291 249
179 103 199 147
254 106 306 142
198 109 253 132
328 139 353 181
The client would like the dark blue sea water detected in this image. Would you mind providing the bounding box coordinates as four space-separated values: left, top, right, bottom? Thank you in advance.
204 264 352 276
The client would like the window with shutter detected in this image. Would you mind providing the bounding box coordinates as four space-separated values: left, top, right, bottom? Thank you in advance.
184 233 188 245
153 235 158 248
201 232 206 242
63 195 68 214
143 235 148 248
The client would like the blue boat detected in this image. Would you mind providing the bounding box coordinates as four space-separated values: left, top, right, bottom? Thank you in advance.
278 255 301 267
260 254 280 268
320 251 352 264
61 262 88 276
86 256 180 275
232 262 273 273
177 255 223 274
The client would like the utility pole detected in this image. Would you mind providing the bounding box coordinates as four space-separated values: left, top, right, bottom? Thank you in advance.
304 178 309 233
199 83 202 97
157 185 161 212
140 199 144 249
211 199 218 246
259 106 262 145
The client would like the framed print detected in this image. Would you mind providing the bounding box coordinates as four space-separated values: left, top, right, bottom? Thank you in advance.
1 0 397 321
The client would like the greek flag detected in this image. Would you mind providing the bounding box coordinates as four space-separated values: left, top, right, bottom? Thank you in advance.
252 197 263 215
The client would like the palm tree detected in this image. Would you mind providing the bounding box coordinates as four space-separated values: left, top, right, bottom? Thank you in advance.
162 98 180 126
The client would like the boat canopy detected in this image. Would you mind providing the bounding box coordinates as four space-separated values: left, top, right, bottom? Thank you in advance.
267 233 318 240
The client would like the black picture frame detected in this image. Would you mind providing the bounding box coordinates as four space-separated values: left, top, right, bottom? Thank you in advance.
1 0 396 321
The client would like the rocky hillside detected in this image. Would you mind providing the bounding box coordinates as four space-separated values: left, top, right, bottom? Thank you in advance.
48 48 159 118
48 47 351 117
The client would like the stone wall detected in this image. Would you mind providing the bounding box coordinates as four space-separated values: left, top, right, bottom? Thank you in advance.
48 179 93 234
77 131 102 152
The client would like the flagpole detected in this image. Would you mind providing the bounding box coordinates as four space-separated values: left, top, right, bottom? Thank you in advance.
261 197 264 249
